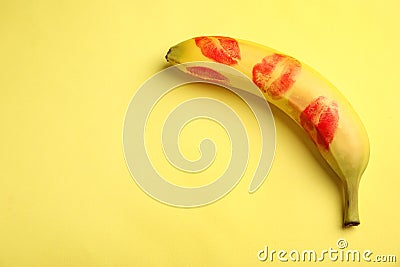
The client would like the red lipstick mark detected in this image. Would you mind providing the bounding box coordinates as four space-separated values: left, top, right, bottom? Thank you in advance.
252 54 301 98
300 96 339 150
195 36 241 66
186 66 229 83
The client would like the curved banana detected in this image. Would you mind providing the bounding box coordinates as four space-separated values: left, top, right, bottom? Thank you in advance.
165 36 370 227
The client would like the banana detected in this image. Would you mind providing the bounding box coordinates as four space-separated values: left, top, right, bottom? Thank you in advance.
165 36 370 227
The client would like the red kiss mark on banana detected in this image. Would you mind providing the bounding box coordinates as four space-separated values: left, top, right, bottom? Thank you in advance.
252 54 301 99
300 96 339 150
195 36 241 66
186 66 229 83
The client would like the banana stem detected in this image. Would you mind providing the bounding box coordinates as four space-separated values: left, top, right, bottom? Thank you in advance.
343 180 360 227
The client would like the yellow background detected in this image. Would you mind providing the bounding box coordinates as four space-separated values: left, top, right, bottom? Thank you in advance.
1 0 399 266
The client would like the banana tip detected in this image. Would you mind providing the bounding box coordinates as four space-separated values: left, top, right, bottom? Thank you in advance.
165 48 171 62
344 221 360 227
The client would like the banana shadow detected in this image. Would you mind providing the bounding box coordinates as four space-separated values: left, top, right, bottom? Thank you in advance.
269 104 352 230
